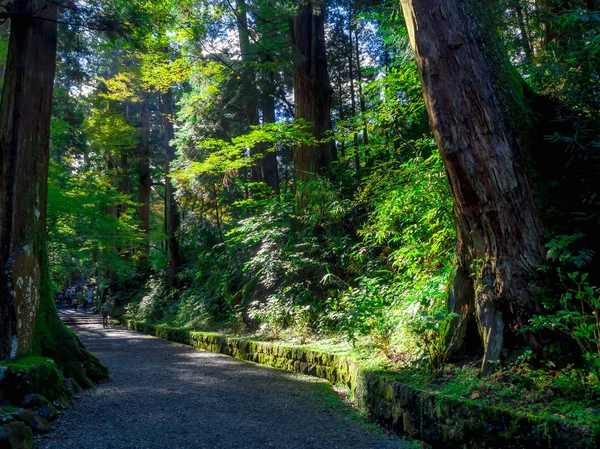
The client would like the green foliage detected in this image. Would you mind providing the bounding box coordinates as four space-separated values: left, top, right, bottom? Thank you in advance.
530 235 600 380
176 121 316 177
125 277 177 323
47 160 140 288
41 0 600 387
533 8 600 116
408 307 462 372
84 107 139 154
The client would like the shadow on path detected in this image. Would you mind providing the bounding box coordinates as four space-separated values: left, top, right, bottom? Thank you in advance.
35 311 410 449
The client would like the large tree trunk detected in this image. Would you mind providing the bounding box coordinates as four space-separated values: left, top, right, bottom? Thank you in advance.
513 0 533 59
137 98 151 260
256 0 280 193
0 21 8 89
348 18 360 175
236 0 280 194
235 0 260 181
119 154 129 200
354 27 370 164
162 89 181 288
401 0 546 375
0 0 107 383
292 1 335 185
118 150 131 260
258 56 280 193
236 0 260 132
256 60 280 194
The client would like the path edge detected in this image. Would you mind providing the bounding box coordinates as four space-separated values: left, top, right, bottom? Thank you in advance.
117 317 598 449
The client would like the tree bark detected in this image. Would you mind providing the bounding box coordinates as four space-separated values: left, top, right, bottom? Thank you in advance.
0 0 58 361
162 89 181 288
118 150 131 260
354 26 370 163
237 0 280 194
292 1 335 186
401 0 546 375
348 18 360 175
0 21 8 89
137 98 151 259
236 0 260 133
257 53 280 194
0 0 107 382
513 0 533 59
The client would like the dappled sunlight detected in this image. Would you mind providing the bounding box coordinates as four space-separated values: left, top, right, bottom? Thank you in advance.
34 312 406 449
1 0 597 447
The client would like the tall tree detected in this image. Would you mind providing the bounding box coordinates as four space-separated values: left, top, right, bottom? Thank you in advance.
257 55 281 193
137 97 151 260
0 0 58 360
354 26 369 164
162 89 181 287
0 0 106 382
292 0 335 185
348 14 360 175
236 0 280 193
400 0 546 375
512 0 533 59
254 0 280 193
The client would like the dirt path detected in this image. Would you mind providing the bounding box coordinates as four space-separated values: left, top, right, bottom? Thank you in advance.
35 311 410 449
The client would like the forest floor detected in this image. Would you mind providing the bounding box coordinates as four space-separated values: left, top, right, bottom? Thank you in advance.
34 310 412 449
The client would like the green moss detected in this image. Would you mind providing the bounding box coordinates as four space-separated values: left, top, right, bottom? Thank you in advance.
119 316 598 449
0 356 52 370
32 260 108 387
0 356 66 403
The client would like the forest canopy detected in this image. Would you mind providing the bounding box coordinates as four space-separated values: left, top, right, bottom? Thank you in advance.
1 0 599 385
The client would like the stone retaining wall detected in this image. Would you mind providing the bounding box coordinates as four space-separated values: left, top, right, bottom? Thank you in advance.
0 356 81 448
122 319 599 449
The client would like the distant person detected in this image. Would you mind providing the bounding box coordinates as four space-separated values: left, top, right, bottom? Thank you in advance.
83 290 90 311
101 302 110 329
85 289 94 311
77 288 84 309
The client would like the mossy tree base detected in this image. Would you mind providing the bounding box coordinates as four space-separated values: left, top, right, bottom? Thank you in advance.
121 318 599 449
32 268 108 388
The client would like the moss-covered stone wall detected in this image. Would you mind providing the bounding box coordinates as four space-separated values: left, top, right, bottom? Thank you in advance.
121 319 599 449
1 355 80 446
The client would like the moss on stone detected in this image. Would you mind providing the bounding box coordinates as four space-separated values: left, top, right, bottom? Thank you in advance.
32 264 108 387
0 357 66 405
116 316 598 449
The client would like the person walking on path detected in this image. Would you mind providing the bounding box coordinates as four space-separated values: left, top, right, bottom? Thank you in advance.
101 302 110 329
85 288 94 311
76 288 84 309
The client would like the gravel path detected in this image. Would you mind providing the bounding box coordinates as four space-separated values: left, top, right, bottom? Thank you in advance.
35 311 410 449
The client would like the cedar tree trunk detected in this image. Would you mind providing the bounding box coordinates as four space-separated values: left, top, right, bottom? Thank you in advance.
401 0 546 375
162 89 181 288
258 53 280 194
236 0 280 193
0 0 107 383
348 18 360 175
292 1 335 185
137 98 151 259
